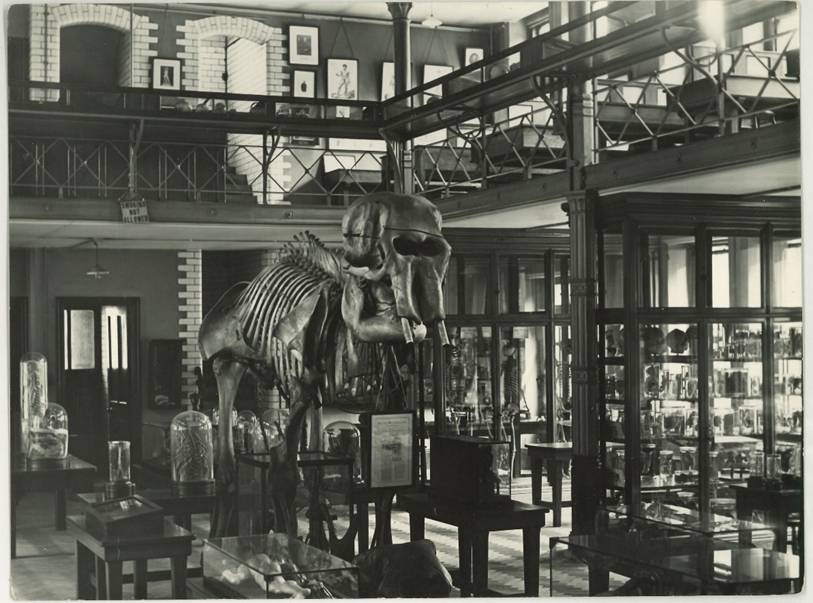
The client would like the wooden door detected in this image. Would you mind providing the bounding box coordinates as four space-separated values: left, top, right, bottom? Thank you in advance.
57 298 140 471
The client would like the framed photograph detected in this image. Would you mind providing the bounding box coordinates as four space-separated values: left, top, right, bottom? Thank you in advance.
360 411 417 490
381 61 395 101
151 57 181 91
423 64 453 103
289 25 319 66
465 47 485 66
327 58 358 101
293 70 316 98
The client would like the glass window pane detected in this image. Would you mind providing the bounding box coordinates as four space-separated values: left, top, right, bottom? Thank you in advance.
554 325 572 442
462 256 490 315
603 233 624 308
774 322 802 476
772 237 802 307
554 255 570 314
645 234 695 307
446 326 493 435
711 236 761 307
69 309 95 370
444 257 459 315
500 257 547 313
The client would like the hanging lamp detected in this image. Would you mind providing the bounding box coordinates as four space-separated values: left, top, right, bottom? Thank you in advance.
86 239 110 279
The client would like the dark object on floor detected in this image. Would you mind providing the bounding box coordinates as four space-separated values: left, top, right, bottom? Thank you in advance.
354 539 452 597
607 575 698 596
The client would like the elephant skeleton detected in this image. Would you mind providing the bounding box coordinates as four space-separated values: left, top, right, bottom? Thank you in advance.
199 193 451 540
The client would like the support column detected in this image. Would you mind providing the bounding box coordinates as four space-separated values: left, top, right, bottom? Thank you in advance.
565 190 601 535
27 249 49 361
387 2 413 194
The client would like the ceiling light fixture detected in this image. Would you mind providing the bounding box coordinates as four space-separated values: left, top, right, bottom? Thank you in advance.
86 239 110 280
422 3 442 28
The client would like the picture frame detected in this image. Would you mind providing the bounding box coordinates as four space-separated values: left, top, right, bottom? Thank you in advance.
465 47 485 66
289 25 319 66
327 58 359 101
422 64 453 103
292 70 316 98
360 410 417 490
151 57 182 91
381 61 395 101
148 339 182 409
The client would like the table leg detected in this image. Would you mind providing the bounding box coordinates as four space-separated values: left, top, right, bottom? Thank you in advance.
95 557 107 600
551 461 563 527
106 561 123 600
522 527 541 596
471 531 489 596
769 510 788 553
75 542 94 599
735 495 753 547
457 529 472 596
357 502 369 553
134 560 148 599
171 555 188 599
55 489 67 530
408 512 425 541
531 458 543 506
588 565 609 596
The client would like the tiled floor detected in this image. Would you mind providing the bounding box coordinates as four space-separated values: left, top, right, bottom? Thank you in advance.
10 476 610 599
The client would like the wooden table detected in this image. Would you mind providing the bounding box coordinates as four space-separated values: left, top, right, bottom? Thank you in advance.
526 442 572 527
399 491 549 597
68 515 193 600
77 488 215 531
732 484 802 553
11 454 97 558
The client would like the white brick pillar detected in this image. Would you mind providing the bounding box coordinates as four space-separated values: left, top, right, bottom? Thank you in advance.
178 250 203 401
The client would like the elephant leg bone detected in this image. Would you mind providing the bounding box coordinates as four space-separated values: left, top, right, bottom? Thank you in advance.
210 355 247 538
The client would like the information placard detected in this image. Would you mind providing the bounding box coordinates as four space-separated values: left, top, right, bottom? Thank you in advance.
367 412 415 489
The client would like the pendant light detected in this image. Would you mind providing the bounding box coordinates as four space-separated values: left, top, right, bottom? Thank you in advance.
422 2 442 28
86 239 110 279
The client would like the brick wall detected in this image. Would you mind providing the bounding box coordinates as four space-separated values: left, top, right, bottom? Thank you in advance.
29 4 156 100
177 15 291 204
178 250 203 401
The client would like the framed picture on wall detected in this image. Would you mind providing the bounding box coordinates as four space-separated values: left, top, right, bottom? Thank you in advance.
293 70 316 98
148 339 182 409
422 64 453 103
289 25 319 66
381 61 395 101
327 58 358 119
151 57 181 91
465 47 485 66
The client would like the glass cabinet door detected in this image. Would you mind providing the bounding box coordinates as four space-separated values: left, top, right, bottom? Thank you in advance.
445 326 493 436
554 325 572 442
774 322 803 476
639 323 699 500
707 322 764 511
602 323 625 487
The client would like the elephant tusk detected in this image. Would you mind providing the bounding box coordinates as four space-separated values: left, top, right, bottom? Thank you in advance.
401 317 414 344
437 320 450 346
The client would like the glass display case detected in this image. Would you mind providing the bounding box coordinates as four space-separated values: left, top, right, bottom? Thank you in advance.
203 534 359 598
20 352 48 455
27 402 69 463
596 193 802 522
170 410 215 494
435 231 571 479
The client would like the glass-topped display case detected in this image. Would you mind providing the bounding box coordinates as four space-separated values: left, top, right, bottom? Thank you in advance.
203 534 359 598
596 193 802 522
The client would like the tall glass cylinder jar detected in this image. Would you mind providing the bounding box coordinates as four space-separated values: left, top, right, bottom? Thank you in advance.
20 353 48 455
108 440 132 482
27 403 69 464
170 410 215 494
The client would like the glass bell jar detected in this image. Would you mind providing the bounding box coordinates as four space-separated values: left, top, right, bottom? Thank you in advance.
170 410 215 495
20 352 48 455
323 421 363 486
235 410 263 454
27 402 69 464
106 440 135 498
261 408 290 450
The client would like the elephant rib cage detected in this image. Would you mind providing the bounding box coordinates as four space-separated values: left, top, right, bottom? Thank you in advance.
233 258 335 396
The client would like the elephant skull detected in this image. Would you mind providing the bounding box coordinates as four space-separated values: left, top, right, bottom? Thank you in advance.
341 193 451 345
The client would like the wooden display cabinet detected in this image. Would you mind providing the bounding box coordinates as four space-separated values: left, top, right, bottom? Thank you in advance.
596 193 802 521
420 229 572 479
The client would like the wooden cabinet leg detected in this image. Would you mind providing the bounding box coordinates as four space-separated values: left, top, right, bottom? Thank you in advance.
551 461 563 527
134 559 148 599
457 529 472 596
95 557 107 600
522 527 541 596
357 502 369 553
531 458 543 506
55 489 67 530
75 542 94 599
471 531 489 596
171 555 187 599
106 561 123 600
408 512 425 541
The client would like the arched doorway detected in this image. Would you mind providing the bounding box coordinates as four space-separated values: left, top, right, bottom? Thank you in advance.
60 25 124 88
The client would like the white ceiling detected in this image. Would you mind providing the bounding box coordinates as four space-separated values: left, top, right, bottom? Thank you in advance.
220 1 543 27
